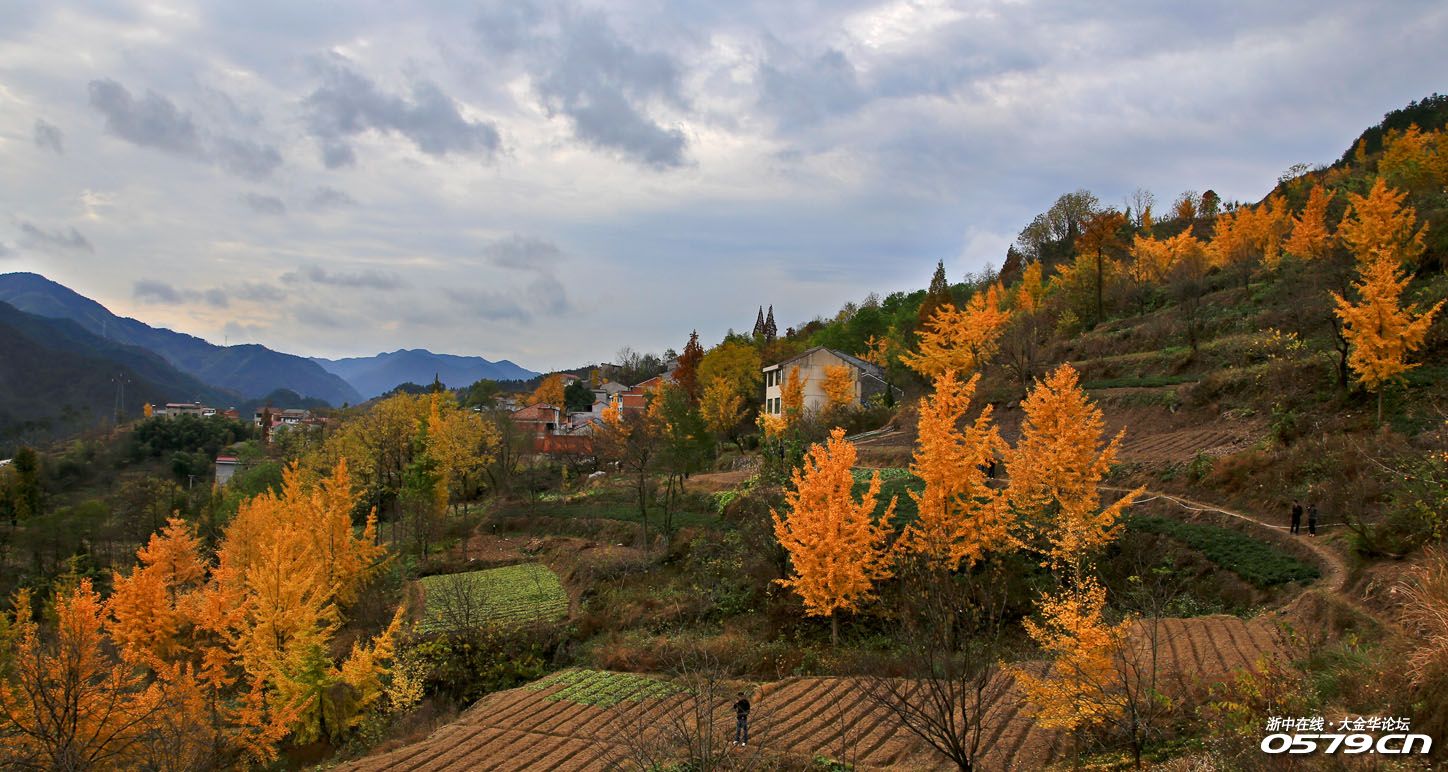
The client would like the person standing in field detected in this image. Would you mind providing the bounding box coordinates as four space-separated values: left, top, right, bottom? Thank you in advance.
732 691 751 746
1308 502 1319 536
1290 499 1303 535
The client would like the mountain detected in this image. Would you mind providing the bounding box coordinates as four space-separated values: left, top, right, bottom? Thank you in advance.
0 300 237 450
312 349 539 400
0 273 361 406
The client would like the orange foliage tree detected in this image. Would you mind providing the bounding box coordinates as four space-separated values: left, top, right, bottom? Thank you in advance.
780 365 807 423
772 428 896 645
902 284 1011 378
1010 577 1133 733
1006 364 1142 574
2 464 401 768
1075 210 1127 323
530 374 567 407
700 375 745 448
821 364 855 414
1380 125 1448 196
1333 247 1444 425
897 371 1008 571
1338 177 1427 270
1283 185 1333 261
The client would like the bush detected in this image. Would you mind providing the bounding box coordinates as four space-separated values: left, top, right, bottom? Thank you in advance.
408 623 565 708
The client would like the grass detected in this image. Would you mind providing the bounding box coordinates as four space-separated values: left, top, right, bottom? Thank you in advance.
1125 515 1320 588
496 485 723 530
418 563 568 631
851 467 924 523
523 668 682 707
1082 374 1196 390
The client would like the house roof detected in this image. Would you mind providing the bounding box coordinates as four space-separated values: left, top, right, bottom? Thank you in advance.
764 346 882 376
511 403 560 420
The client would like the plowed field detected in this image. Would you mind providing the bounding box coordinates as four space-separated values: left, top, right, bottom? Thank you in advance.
341 616 1282 771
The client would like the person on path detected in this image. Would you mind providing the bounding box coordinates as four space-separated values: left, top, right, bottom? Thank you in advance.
1308 503 1319 536
1290 499 1303 535
732 691 751 746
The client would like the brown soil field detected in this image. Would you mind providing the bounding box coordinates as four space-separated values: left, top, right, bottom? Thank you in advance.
339 615 1281 771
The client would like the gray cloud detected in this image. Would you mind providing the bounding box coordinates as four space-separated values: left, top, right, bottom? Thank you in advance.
0 242 12 258
242 192 286 215
87 79 282 179
33 119 64 154
309 186 357 209
133 279 230 308
288 265 408 290
20 221 93 253
445 272 570 321
304 59 500 166
758 47 866 129
475 3 688 168
233 282 287 302
483 234 563 271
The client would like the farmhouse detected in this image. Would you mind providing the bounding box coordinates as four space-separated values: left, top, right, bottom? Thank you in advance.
761 346 901 415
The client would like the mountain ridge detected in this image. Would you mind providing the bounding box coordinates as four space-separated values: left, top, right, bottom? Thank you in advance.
0 272 362 406
311 348 539 399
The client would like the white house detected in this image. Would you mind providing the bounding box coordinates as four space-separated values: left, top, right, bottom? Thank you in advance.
761 346 900 415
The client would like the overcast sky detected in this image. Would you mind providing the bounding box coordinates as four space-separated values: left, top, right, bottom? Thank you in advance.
1 1 1445 370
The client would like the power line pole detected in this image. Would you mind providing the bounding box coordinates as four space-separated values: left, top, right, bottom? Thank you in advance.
111 372 130 427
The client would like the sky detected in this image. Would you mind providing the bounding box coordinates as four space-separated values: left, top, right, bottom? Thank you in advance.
1 0 1445 371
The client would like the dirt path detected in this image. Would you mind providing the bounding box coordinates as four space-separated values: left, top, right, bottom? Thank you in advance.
1105 486 1398 633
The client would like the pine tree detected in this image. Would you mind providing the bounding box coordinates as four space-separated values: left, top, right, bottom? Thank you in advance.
764 306 778 342
919 260 952 324
772 428 896 644
674 330 705 402
753 306 766 339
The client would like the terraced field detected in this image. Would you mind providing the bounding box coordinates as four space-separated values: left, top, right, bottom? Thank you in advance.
1118 425 1261 463
417 563 568 632
342 616 1284 771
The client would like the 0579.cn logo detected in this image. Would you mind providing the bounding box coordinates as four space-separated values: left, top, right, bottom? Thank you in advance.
1261 716 1431 755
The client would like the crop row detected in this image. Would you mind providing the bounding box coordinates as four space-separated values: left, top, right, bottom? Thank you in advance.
524 668 682 707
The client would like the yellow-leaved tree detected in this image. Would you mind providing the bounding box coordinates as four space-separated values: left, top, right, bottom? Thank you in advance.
780 365 807 423
897 370 1008 571
1004 365 1144 750
1333 247 1444 425
1380 125 1448 196
1006 365 1142 574
821 364 855 414
700 375 745 449
902 283 1010 378
1010 577 1132 733
1338 177 1427 270
772 427 896 645
1283 185 1333 261
530 373 567 407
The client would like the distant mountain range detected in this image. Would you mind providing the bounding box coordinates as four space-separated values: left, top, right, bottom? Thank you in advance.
312 349 538 399
0 272 361 406
0 299 236 449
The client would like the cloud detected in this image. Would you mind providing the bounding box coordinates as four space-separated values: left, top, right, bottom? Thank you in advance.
212 136 283 179
483 234 564 271
20 221 93 253
288 265 408 290
444 272 570 321
309 186 357 209
303 58 500 166
242 193 286 215
87 79 282 179
133 279 230 308
33 119 64 154
758 47 867 128
475 3 689 168
232 282 287 302
0 242 12 258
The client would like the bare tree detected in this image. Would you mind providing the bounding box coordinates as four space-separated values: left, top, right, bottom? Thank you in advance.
425 572 492 634
861 561 1014 771
607 652 771 771
1126 188 1156 228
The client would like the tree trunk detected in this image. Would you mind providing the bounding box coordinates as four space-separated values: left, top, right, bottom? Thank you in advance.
1094 249 1104 325
1377 389 1384 426
637 469 649 550
832 615 839 647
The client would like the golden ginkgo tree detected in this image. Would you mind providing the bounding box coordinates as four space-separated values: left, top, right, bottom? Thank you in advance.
902 283 1011 378
772 427 896 645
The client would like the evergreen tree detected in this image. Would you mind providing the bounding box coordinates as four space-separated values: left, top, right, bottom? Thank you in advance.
764 306 778 342
752 307 766 338
918 260 951 324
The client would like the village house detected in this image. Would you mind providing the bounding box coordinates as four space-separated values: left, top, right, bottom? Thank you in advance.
761 346 901 415
148 402 218 419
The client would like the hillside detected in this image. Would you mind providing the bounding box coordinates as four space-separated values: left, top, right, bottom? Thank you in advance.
313 349 538 399
0 300 235 451
0 272 362 406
